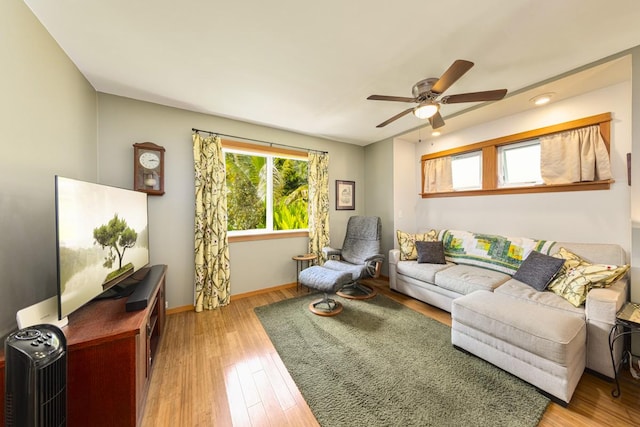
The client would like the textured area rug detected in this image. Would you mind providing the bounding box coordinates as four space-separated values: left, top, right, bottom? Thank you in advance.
255 293 549 427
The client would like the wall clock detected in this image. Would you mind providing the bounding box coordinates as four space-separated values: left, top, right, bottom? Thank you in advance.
133 142 165 195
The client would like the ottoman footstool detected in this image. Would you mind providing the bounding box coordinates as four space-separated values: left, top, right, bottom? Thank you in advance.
299 266 352 316
451 290 586 405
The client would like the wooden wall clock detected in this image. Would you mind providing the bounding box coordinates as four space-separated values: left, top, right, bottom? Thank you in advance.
133 142 165 195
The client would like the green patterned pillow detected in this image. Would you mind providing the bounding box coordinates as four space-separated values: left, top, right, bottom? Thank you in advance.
548 247 629 307
397 229 438 261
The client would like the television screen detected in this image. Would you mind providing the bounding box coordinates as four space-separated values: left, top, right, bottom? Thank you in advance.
55 176 150 319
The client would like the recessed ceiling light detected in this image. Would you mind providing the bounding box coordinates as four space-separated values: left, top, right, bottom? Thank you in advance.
530 93 555 106
431 131 441 137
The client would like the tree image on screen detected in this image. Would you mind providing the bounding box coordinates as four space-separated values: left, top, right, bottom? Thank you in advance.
93 214 138 284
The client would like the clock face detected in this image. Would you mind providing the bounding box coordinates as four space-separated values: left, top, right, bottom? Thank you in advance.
139 151 160 169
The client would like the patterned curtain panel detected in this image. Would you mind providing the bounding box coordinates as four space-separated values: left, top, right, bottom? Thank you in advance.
307 151 330 264
192 133 231 312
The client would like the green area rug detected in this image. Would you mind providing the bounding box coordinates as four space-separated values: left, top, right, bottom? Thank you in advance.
255 293 549 427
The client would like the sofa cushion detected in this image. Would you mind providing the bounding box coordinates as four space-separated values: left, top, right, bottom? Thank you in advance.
396 229 438 261
435 264 510 295
452 291 586 366
513 250 565 291
416 241 446 264
496 279 585 318
396 260 452 284
441 229 556 275
548 248 630 307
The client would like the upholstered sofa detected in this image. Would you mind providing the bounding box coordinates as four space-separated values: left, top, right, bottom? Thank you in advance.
388 229 629 405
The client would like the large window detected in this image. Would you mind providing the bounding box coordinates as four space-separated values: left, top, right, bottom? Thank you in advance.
223 141 308 237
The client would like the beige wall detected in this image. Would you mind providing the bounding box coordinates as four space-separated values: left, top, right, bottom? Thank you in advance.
96 94 366 309
363 138 394 276
0 1 97 337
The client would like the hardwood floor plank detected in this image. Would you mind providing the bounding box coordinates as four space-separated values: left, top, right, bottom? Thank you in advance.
142 278 640 426
246 402 269 427
258 353 297 411
224 365 252 427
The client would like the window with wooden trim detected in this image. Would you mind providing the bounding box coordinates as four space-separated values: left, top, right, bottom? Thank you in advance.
497 139 543 187
222 140 309 240
420 112 613 198
452 151 482 190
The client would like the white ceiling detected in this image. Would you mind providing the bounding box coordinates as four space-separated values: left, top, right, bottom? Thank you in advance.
24 0 640 146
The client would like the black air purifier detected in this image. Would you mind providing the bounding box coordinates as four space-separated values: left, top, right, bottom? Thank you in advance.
4 324 67 427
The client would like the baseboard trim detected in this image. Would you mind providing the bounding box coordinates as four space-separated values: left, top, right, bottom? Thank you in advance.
166 277 389 316
166 282 298 315
232 282 297 300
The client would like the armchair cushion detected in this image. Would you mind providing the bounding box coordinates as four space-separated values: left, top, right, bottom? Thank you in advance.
340 216 382 265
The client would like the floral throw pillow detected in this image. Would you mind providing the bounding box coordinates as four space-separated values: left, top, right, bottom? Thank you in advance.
548 247 629 307
397 229 438 261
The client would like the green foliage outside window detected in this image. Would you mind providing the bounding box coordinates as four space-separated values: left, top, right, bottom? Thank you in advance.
225 152 308 232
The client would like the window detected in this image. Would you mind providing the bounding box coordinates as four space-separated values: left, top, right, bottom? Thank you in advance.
498 139 542 187
419 112 613 198
452 151 482 190
223 142 308 237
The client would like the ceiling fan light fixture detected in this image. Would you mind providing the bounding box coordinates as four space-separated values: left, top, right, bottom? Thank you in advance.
413 102 439 119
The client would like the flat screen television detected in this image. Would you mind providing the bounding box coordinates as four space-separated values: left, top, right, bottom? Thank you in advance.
55 176 150 320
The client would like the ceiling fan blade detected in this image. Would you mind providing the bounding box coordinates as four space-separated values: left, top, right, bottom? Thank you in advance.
442 89 508 104
430 59 474 95
367 95 416 103
429 111 445 129
375 107 414 128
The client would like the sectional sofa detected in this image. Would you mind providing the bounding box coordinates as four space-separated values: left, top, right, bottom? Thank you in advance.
388 229 629 405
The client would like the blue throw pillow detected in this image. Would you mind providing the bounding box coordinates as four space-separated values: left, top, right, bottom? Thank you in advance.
513 250 565 291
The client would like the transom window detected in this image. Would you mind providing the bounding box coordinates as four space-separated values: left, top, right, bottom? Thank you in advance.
498 139 543 187
452 151 482 190
420 112 612 198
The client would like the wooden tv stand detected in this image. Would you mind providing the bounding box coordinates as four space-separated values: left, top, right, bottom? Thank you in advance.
0 264 167 427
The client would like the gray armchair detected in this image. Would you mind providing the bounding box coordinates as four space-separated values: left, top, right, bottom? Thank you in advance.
322 216 384 298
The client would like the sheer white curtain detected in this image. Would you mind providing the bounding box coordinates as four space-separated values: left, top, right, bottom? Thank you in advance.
423 157 453 193
540 125 612 184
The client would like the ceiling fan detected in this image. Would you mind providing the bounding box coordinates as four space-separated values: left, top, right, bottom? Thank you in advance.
367 59 507 129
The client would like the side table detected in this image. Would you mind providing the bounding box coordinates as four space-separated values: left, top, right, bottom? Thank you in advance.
609 302 640 397
292 253 318 291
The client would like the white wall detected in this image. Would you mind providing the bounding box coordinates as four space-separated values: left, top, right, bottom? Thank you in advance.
96 94 366 309
393 139 419 234
0 1 97 338
408 81 631 253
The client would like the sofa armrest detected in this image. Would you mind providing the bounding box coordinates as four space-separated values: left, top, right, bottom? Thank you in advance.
585 279 628 324
389 249 400 265
389 249 400 289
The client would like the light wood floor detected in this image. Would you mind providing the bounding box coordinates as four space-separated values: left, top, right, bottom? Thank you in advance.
142 278 640 426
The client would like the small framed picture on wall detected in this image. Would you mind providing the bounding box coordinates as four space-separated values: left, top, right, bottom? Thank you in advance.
335 180 355 210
